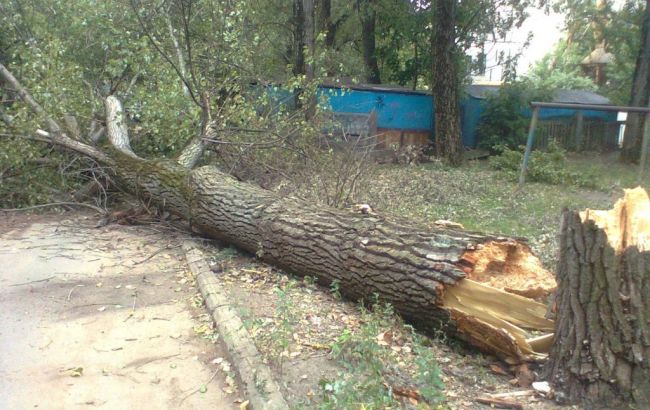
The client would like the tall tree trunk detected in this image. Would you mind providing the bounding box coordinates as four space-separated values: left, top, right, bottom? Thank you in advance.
544 188 650 408
432 0 463 166
1 62 557 365
292 0 306 76
303 0 315 82
317 0 347 76
317 0 334 48
358 0 380 84
621 0 650 163
302 0 316 118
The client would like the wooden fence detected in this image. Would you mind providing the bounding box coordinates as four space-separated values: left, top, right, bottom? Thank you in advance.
534 117 620 152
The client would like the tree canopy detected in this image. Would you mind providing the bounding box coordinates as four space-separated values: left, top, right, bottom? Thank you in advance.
1 0 648 202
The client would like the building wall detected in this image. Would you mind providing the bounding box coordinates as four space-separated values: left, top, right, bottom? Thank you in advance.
319 87 433 133
266 85 619 149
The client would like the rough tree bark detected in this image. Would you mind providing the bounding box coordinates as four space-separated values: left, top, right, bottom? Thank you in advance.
358 0 381 84
292 0 306 76
432 0 463 166
545 188 650 408
1 62 556 364
303 0 315 82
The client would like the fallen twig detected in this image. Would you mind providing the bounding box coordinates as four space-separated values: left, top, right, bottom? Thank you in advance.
9 276 55 287
178 369 220 406
67 284 85 301
476 396 524 409
133 243 180 265
0 201 105 214
489 390 535 399
121 353 180 370
124 290 138 322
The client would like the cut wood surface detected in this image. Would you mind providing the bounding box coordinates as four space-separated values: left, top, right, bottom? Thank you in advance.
545 187 650 408
1 63 556 363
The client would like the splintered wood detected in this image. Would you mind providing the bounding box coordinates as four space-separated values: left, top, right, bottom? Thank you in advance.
580 186 649 253
461 241 557 299
443 241 557 363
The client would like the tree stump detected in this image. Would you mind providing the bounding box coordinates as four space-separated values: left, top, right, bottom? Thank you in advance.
545 187 650 408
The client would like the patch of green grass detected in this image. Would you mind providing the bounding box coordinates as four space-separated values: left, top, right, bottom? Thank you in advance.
356 154 641 266
564 152 650 191
319 300 445 409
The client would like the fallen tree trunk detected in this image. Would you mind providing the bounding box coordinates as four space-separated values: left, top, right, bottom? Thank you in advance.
111 148 556 362
545 187 650 408
1 63 555 363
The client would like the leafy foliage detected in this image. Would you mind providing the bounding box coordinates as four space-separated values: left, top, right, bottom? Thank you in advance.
1 0 644 207
475 82 551 151
489 140 597 187
475 84 531 151
525 53 599 91
534 0 646 105
320 300 444 409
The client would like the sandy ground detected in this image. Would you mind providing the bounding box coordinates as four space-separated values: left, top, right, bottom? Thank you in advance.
0 212 240 410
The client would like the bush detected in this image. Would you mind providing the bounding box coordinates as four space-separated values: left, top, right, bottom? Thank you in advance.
489 141 597 188
476 82 552 153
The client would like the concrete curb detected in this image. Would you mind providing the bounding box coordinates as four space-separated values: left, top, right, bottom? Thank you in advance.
182 241 289 410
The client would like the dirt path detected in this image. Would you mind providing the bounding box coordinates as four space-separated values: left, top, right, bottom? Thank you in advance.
0 212 240 410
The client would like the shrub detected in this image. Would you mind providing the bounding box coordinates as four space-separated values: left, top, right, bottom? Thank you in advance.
489 141 597 187
476 82 551 153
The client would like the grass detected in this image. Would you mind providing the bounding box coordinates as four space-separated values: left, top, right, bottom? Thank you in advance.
355 153 646 267
319 301 445 409
563 152 650 191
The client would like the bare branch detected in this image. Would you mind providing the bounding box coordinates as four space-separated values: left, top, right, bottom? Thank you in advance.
177 92 211 168
63 114 81 139
129 0 200 106
104 96 138 159
0 63 109 163
0 62 61 134
124 70 143 98
179 0 201 96
88 120 106 143
166 11 190 97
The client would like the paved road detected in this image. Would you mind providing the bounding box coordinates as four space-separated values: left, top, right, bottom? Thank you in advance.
0 212 239 410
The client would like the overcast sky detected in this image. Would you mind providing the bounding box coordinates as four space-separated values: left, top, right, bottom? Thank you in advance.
515 1 630 74
515 7 565 74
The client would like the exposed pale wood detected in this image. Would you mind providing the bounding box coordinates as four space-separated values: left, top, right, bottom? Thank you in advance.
104 96 137 159
488 390 534 399
442 279 553 363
